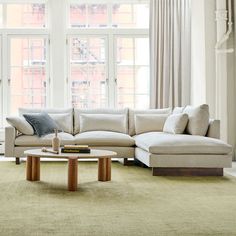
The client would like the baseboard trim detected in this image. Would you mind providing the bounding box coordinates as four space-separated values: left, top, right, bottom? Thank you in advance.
152 167 223 176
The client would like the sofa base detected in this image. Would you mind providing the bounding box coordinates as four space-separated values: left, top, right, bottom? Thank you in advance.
152 167 223 176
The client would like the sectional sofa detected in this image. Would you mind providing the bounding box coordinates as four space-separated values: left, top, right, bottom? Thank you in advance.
5 105 232 176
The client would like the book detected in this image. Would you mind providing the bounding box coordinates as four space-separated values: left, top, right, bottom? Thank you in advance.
61 148 91 153
63 145 89 150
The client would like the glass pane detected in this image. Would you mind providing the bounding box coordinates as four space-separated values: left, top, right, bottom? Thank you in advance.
70 4 86 28
117 38 134 65
112 4 149 28
116 37 149 108
70 4 108 28
88 4 107 27
10 38 47 115
6 4 46 28
69 37 107 108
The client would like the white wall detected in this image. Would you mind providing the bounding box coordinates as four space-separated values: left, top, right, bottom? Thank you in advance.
191 0 236 160
191 0 216 116
191 0 206 106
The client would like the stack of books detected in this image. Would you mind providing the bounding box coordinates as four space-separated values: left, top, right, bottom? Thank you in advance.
61 145 91 153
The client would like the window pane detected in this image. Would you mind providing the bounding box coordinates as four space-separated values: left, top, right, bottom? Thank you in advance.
70 4 86 28
116 37 149 108
70 4 108 28
9 38 47 115
6 4 46 28
112 4 149 28
69 37 107 108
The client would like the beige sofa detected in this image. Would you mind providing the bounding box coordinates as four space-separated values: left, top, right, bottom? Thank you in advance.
5 107 232 176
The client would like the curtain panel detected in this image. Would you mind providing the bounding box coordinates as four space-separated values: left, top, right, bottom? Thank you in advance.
150 0 191 108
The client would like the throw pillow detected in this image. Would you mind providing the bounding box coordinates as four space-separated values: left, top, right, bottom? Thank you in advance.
163 113 188 134
79 114 127 133
183 104 209 136
134 114 169 135
6 116 34 135
23 113 59 137
49 113 72 134
172 106 185 114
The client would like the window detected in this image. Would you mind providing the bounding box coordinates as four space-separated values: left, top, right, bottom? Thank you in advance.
6 3 46 28
115 37 149 108
9 37 48 114
112 3 149 28
69 36 107 108
70 4 108 28
0 1 48 120
67 0 150 108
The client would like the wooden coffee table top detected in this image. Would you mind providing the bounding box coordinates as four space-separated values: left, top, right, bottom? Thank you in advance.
24 149 117 159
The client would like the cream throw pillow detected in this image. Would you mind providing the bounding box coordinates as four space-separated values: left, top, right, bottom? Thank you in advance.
49 113 72 134
79 114 127 133
183 104 209 136
163 113 188 134
134 114 169 135
6 116 34 135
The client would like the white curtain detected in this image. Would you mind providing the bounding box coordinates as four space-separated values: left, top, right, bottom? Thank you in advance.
150 0 191 108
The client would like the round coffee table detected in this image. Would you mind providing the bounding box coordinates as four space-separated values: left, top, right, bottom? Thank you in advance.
24 149 117 191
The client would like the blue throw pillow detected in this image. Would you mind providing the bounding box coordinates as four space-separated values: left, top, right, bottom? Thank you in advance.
23 113 59 137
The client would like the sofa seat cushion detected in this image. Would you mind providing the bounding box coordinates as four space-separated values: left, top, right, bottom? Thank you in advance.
134 132 232 155
74 131 135 147
15 132 75 146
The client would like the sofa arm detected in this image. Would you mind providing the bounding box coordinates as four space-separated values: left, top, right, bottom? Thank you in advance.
5 126 16 157
206 119 220 139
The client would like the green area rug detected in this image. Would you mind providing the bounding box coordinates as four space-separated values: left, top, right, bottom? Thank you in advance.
0 161 236 236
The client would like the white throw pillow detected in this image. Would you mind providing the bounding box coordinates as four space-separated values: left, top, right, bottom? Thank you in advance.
134 114 169 135
183 104 209 136
6 116 34 135
49 113 72 134
163 113 188 134
79 114 127 133
172 106 185 114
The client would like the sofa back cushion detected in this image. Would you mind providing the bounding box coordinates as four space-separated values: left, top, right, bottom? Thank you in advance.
129 108 171 136
18 108 73 134
80 114 127 133
183 104 209 136
74 108 128 134
134 114 169 135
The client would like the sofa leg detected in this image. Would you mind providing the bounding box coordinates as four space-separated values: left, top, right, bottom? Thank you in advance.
15 157 21 165
152 167 223 176
118 158 133 166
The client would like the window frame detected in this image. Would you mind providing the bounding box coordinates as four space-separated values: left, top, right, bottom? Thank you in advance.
66 0 149 108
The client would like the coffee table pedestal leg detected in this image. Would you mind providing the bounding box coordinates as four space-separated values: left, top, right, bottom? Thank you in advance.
26 156 40 181
26 156 32 180
68 158 78 191
98 157 111 181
